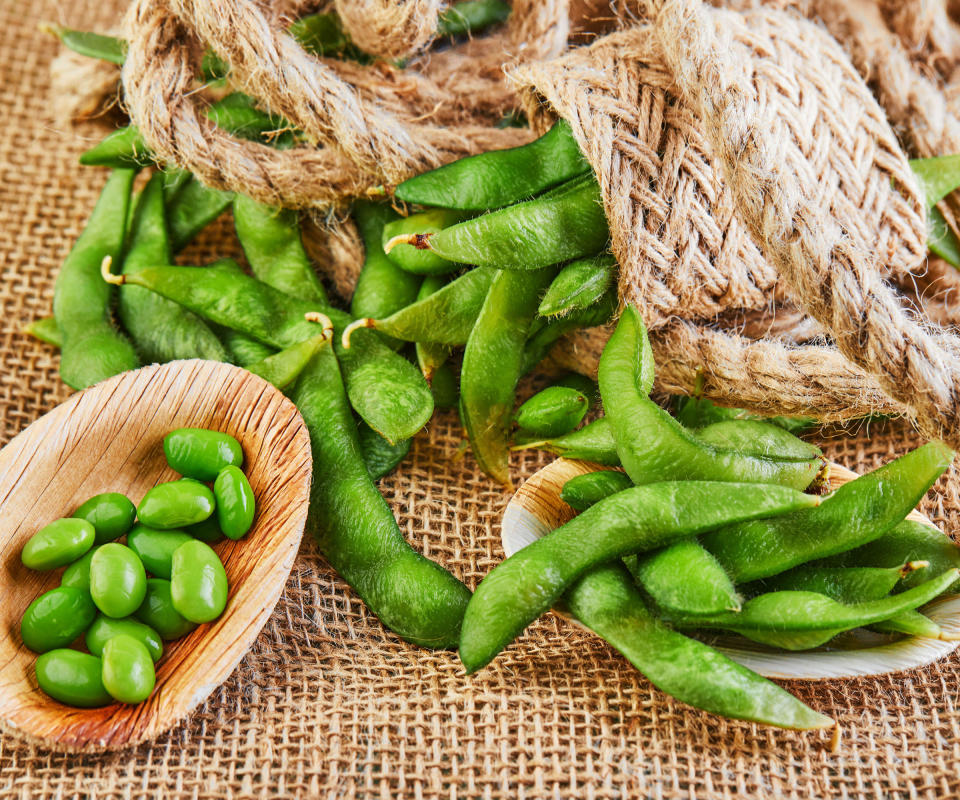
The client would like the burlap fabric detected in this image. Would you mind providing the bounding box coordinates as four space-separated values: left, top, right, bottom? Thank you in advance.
5 2 960 798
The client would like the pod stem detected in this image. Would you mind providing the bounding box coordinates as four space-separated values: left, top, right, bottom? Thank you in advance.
340 317 375 349
383 232 433 253
509 439 549 452
900 560 931 578
303 311 335 342
100 256 124 285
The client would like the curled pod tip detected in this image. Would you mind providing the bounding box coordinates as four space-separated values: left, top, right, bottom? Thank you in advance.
383 233 432 253
340 318 375 349
100 255 123 285
302 311 334 341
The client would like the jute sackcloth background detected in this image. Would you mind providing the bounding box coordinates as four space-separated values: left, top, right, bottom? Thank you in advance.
4 1 960 798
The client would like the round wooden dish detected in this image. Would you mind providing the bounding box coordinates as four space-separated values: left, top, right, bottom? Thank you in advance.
0 360 312 751
502 458 960 680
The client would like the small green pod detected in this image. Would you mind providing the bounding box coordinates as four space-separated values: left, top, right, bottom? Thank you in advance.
165 177 234 253
382 209 469 274
20 586 96 653
512 417 619 465
79 126 154 169
552 372 598 405
60 545 101 592
184 517 224 544
127 525 194 579
872 610 943 639
137 479 216 529
538 254 616 317
560 470 632 511
163 427 243 481
357 422 411 480
136 578 197 639
102 634 156 704
35 650 112 708
85 614 163 662
214 466 256 540
90 543 147 618
430 361 460 409
24 315 61 348
22 518 95 570
515 386 589 438
72 492 137 544
170 541 229 623
437 0 511 37
414 275 450 380
42 24 127 64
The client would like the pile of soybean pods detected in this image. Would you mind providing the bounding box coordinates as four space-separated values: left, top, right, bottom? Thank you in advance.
20 428 255 707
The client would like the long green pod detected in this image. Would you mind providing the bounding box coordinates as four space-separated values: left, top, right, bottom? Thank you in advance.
292 344 470 648
458 481 820 673
166 177 234 253
394 120 590 211
695 420 822 462
119 173 230 364
872 611 943 639
80 127 154 169
345 267 495 346
538 254 616 317
599 307 821 491
520 289 616 374
701 442 954 583
388 174 608 269
566 565 833 730
54 169 139 389
671 570 959 650
245 334 329 389
675 395 815 433
414 276 450 381
233 194 328 303
42 24 126 63
460 268 556 486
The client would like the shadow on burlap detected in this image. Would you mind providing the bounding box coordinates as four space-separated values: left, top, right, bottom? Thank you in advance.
2 1 960 797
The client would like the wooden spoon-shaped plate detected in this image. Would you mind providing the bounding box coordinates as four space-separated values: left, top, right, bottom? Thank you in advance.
502 458 960 680
0 360 312 751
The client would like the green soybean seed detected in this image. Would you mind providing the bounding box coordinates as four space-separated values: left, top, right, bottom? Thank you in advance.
515 386 589 438
382 209 470 274
72 492 136 544
560 470 632 511
136 579 197 639
184 516 224 544
394 120 590 211
90 543 147 618
20 586 96 653
538 254 616 317
170 540 229 623
22 518 95 570
164 427 243 481
127 525 194 579
389 174 608 270
35 650 112 708
214 465 256 540
358 422 412 480
458 481 820 673
137 479 216 529
566 564 833 730
60 545 101 592
102 634 156 704
85 614 163 662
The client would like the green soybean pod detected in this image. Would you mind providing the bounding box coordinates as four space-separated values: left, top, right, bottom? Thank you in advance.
245 334 329 389
136 579 197 639
515 386 589 438
79 126 154 169
85 615 163 662
394 120 590 211
61 545 101 592
127 525 194 579
520 288 617 375
170 540 229 623
695 420 822 462
90 543 147 618
20 587 96 653
566 564 833 730
552 372 598 404
437 0 511 36
184 516 224 544
413 276 451 381
24 315 62 348
102 634 156 704
389 174 608 270
430 361 459 409
35 650 112 708
214 466 255 540
358 421 411 481
138 480 216 529
872 610 943 639
208 92 298 149
72 492 137 544
382 209 469 274
560 470 632 511
165 176 234 253
513 417 619 464
538 254 616 317
163 427 243 481
22 518 95 570
42 24 127 64
288 11 353 58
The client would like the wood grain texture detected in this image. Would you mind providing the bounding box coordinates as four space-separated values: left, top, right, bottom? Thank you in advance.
0 360 312 752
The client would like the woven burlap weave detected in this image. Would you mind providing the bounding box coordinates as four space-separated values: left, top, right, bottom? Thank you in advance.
7 2 960 798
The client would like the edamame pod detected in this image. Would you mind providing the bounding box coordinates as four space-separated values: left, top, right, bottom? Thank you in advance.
86 615 163 662
170 540 229 623
24 315 61 348
292 344 471 648
538 254 616 317
245 334 329 389
514 386 589 438
513 417 619 464
872 611 943 639
599 307 822 490
22 518 95 570
436 0 511 37
565 565 833 730
53 169 139 389
127 525 194 579
388 174 608 269
208 93 298 149
42 24 126 64
553 372 598 403
382 209 469 274
79 126 154 169
695 420 822 462
73 492 136 544
358 422 411 480
458 481 820 673
163 427 243 481
138 479 216 529
520 289 616 374
165 176 233 253
674 395 815 434
20 587 96 653
35 650 112 708
102 634 156 704
560 470 632 511
701 442 954 583
430 361 459 408
394 120 590 211
288 12 356 58
136 578 197 639
90 543 147 618
414 276 450 380
214 465 256 540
